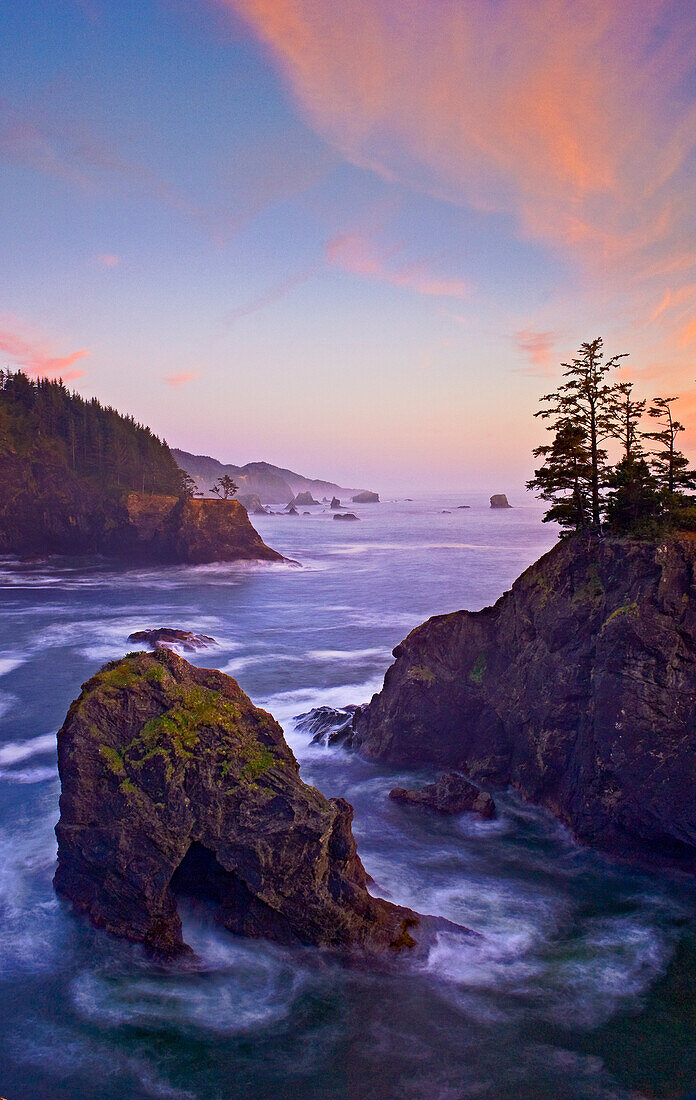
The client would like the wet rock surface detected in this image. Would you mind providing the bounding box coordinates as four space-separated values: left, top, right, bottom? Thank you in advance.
389 773 495 817
294 705 360 746
352 535 696 873
54 649 420 957
127 628 217 651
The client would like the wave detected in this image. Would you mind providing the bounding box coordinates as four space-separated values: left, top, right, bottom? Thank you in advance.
0 732 56 766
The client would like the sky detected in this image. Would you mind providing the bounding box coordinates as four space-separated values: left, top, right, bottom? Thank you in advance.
3 0 696 494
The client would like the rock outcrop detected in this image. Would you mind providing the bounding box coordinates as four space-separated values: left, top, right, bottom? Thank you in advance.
490 494 512 508
352 491 380 503
351 535 696 873
54 649 420 956
389 773 495 818
236 492 267 515
128 628 217 651
295 705 360 746
334 512 359 521
330 497 341 509
291 491 319 507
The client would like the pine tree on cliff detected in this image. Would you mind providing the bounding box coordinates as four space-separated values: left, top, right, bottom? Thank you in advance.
210 474 238 499
604 381 662 535
528 338 627 531
527 423 593 532
644 397 696 503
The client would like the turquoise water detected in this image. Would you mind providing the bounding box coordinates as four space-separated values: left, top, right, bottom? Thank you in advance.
1 495 695 1099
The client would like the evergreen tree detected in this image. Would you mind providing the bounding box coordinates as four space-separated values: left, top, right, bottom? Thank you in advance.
530 338 627 530
605 457 662 536
210 475 238 499
644 397 696 500
527 422 593 533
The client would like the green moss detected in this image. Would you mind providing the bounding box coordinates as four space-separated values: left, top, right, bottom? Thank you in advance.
572 565 605 606
145 664 164 683
119 778 137 795
469 652 487 684
407 665 436 684
240 745 276 781
99 744 125 775
601 602 639 631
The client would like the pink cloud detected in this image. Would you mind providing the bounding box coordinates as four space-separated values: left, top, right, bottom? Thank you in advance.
326 232 470 299
96 252 120 268
163 372 198 387
515 330 556 373
0 322 89 380
224 0 696 368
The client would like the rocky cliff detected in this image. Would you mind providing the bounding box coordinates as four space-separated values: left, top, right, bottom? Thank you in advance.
352 535 696 872
0 479 282 564
55 649 419 956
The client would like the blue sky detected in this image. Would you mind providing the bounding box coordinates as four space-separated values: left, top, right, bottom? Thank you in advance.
3 0 696 492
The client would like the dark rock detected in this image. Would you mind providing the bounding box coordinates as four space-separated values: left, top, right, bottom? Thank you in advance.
351 535 696 873
295 705 360 746
457 505 471 509
286 506 299 516
127 628 217 652
352 491 380 503
441 510 451 514
54 649 421 957
490 494 512 509
292 491 320 507
389 773 495 817
330 497 341 509
334 513 359 521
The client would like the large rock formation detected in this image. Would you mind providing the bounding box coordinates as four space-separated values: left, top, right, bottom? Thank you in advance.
54 649 420 956
352 491 380 503
351 535 696 872
108 496 282 565
490 494 512 508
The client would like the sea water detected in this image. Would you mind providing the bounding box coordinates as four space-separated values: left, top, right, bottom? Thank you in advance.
1 494 695 1099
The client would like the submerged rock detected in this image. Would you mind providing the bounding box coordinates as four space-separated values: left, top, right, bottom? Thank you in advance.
334 513 359 521
127 628 217 652
489 494 512 509
295 705 360 746
389 773 495 818
352 535 696 873
352 491 380 504
54 649 419 957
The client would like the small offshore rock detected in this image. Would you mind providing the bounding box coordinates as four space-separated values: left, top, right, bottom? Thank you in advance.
128 628 217 651
295 705 359 746
352 491 380 504
330 496 341 509
389 773 495 818
490 494 512 509
292 491 319 507
334 513 359 521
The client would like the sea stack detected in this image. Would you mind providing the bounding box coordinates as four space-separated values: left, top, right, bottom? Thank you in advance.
54 649 420 956
351 535 696 874
489 494 512 508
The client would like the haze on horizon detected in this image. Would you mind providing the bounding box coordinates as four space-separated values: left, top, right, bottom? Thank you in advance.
3 0 696 495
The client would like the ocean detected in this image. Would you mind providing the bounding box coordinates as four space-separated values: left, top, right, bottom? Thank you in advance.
1 494 695 1099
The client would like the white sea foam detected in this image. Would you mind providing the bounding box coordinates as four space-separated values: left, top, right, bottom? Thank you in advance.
0 733 57 766
306 647 391 662
0 656 26 677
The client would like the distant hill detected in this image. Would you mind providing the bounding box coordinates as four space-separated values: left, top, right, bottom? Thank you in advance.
173 449 370 506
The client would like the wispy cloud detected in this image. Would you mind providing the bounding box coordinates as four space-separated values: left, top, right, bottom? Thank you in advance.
515 329 556 374
225 0 696 371
224 263 320 322
163 371 198 387
0 321 89 380
326 232 470 299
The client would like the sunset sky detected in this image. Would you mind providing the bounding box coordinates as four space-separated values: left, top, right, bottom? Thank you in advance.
3 0 696 492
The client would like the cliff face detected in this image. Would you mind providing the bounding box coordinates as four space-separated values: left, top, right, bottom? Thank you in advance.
0 473 282 564
55 649 418 956
352 536 696 872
